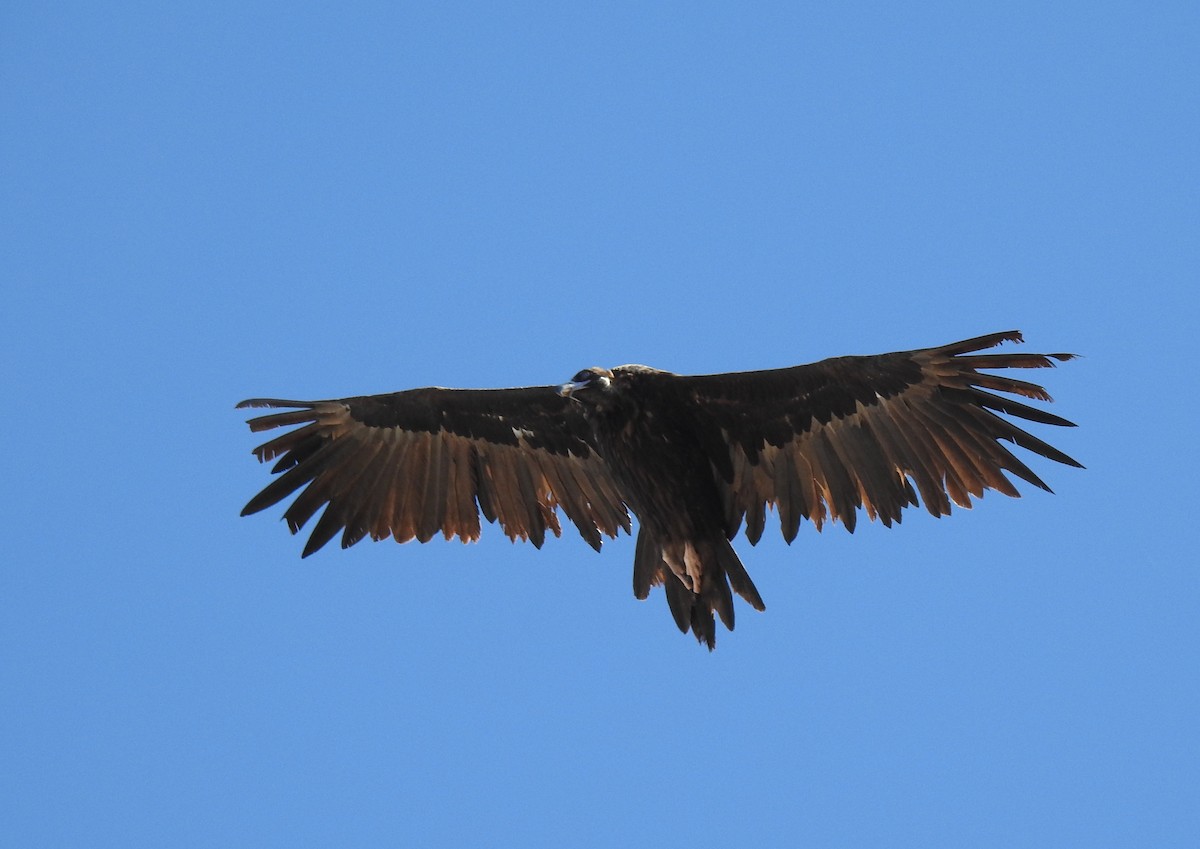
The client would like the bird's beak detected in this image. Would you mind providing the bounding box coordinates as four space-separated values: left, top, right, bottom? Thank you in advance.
559 379 589 398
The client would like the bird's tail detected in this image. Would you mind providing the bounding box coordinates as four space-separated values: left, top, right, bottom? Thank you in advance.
633 530 766 650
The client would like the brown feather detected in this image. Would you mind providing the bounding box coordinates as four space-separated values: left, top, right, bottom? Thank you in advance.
385 436 418 544
878 399 954 516
341 433 400 548
400 434 430 542
772 447 803 543
417 434 445 544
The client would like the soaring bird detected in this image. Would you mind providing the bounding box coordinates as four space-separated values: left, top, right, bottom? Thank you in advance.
238 330 1079 648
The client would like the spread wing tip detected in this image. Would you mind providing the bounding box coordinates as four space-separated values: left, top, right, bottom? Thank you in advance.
941 330 1076 351
236 398 315 410
940 332 1078 366
939 330 1025 355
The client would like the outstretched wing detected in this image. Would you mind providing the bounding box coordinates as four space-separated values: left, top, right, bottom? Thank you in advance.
680 331 1081 544
238 386 631 556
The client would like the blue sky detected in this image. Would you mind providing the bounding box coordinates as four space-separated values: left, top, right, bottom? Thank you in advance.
3 2 1197 846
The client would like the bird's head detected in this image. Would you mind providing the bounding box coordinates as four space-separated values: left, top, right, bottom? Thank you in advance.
560 364 668 416
559 367 615 405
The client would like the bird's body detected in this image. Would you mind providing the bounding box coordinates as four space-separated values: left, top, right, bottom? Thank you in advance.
564 366 765 644
239 330 1080 648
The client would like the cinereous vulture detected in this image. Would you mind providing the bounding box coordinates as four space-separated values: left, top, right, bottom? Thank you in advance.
239 330 1079 648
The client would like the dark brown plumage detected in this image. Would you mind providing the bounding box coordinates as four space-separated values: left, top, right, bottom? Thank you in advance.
239 330 1080 648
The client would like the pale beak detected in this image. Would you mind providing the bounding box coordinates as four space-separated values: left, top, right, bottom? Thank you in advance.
558 379 589 398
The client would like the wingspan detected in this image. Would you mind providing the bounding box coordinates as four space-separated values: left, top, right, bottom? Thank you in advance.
680 331 1082 543
238 386 630 556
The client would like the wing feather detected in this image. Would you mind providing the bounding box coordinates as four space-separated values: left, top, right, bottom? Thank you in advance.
418 433 446 543
400 433 430 540
341 431 401 548
445 439 479 542
486 447 528 542
874 397 952 516
682 331 1079 543
833 419 899 524
907 401 985 503
772 447 803 543
238 388 630 556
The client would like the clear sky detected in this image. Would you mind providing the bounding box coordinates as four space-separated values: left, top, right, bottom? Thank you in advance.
3 2 1197 846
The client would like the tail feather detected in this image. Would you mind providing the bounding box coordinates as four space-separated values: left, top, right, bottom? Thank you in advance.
632 529 766 649
717 538 765 612
663 575 693 634
632 530 659 601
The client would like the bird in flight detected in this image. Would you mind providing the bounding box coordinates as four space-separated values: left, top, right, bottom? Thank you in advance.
239 330 1079 648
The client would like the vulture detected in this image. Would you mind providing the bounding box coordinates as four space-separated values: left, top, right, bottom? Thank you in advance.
239 330 1080 648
